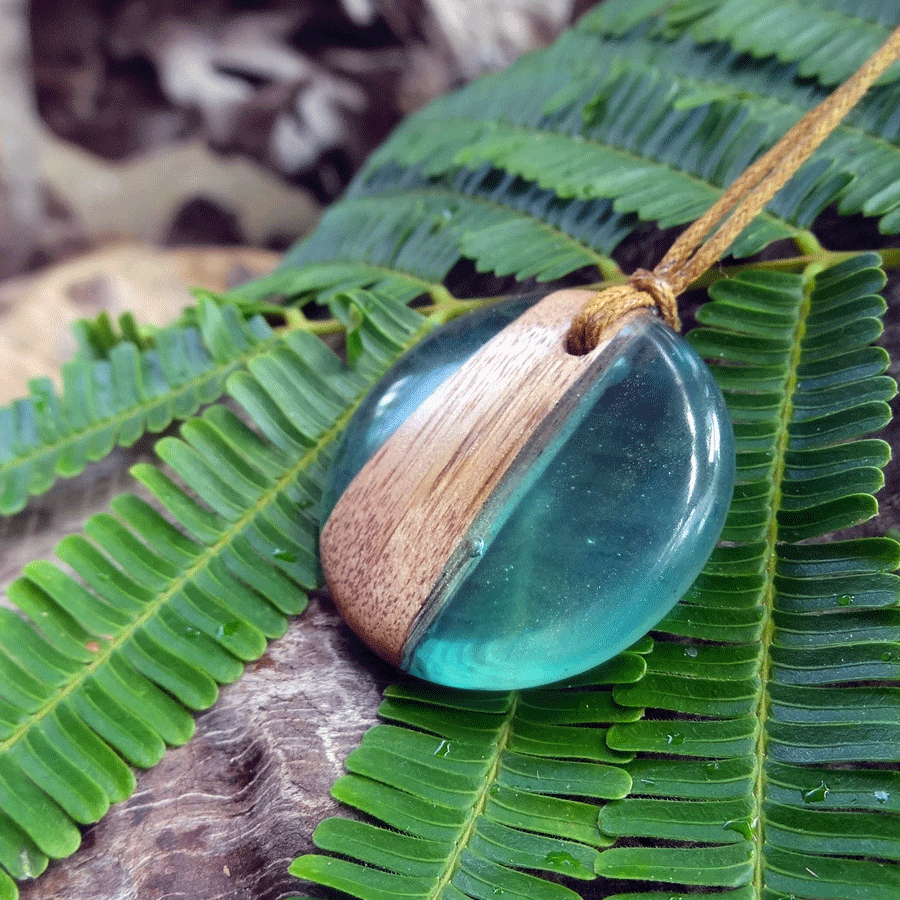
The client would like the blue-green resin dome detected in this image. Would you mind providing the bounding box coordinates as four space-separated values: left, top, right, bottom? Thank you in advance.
322 298 734 690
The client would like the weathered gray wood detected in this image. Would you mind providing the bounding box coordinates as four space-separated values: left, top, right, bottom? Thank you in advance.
16 597 389 900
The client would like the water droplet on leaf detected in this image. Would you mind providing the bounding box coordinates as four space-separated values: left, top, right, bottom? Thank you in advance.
684 646 698 658
544 851 584 874
217 619 242 638
802 781 829 803
666 732 685 746
874 790 890 804
272 548 298 562
723 818 753 840
838 594 853 606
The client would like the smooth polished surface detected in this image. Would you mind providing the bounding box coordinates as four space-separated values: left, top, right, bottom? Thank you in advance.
322 298 734 690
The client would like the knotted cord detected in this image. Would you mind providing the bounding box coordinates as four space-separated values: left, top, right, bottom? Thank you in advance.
567 23 900 355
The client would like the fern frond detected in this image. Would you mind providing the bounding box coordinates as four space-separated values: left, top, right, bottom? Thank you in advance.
572 13 900 231
286 164 634 290
361 48 797 256
290 653 647 897
599 253 899 896
0 258 449 518
0 303 280 515
352 164 636 281
676 0 900 87
290 253 897 900
0 286 433 890
70 310 155 360
342 6 900 275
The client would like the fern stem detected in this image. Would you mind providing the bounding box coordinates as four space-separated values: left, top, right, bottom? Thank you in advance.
281 308 344 337
424 293 522 323
793 230 824 256
750 263 818 893
878 246 900 270
428 282 459 310
687 247 896 289
430 695 518 899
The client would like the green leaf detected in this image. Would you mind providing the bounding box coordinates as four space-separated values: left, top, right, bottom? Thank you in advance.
0 303 279 515
292 255 898 900
292 672 641 898
0 286 433 888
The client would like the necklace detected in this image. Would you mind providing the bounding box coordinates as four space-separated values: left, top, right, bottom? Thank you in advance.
318 24 900 690
321 290 731 689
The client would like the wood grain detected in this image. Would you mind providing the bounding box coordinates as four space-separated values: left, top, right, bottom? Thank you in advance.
320 288 648 665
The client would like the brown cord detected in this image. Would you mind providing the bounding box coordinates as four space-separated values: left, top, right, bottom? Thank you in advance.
566 269 678 356
567 22 900 355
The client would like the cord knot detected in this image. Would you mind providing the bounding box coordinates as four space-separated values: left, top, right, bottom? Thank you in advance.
629 269 680 331
565 269 681 356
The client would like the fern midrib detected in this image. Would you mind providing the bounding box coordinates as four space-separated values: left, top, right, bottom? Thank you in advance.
750 264 815 892
429 695 518 899
0 316 439 759
0 327 296 478
347 184 621 279
418 115 796 234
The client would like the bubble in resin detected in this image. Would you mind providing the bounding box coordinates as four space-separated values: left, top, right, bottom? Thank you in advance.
320 295 734 690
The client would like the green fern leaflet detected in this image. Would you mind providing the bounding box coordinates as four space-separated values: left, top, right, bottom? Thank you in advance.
292 255 900 900
0 291 432 900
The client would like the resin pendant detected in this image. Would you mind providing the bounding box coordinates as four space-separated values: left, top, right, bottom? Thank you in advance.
320 289 734 691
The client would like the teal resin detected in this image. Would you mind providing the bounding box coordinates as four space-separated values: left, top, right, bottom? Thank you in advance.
322 298 735 690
